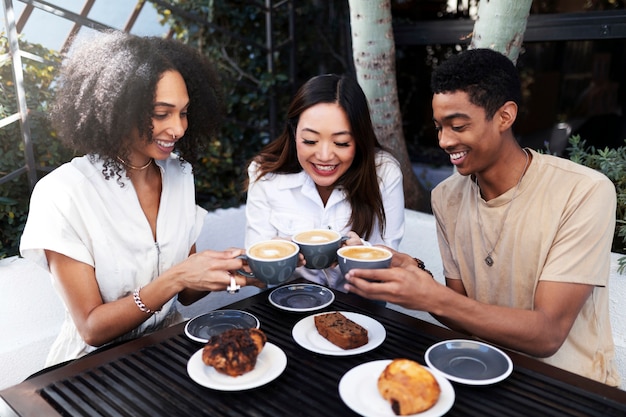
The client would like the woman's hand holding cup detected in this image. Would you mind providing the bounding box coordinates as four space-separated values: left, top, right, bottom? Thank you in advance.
292 229 350 269
237 240 300 287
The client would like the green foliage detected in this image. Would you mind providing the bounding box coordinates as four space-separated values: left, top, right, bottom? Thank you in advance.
0 1 352 258
567 134 626 273
154 0 351 211
155 1 292 211
0 36 72 259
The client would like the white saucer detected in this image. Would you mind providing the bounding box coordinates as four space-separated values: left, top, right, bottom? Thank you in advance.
339 360 455 417
269 283 335 312
187 342 287 391
425 339 513 385
292 311 385 356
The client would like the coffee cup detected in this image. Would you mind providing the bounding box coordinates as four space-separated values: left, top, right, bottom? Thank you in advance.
292 229 348 269
238 240 299 286
337 245 392 276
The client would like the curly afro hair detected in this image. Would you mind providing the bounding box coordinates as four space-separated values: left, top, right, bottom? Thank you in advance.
50 30 224 181
430 48 522 120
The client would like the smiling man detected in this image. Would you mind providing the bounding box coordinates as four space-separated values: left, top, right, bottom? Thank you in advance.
344 48 620 386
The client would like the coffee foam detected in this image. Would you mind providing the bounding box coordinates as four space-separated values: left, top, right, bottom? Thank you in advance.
249 241 296 259
340 247 390 261
294 230 339 244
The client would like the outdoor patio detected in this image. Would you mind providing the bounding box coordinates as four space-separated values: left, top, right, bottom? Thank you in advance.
1 0 625 397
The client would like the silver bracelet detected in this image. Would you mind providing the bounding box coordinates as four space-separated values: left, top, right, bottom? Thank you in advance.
133 287 159 314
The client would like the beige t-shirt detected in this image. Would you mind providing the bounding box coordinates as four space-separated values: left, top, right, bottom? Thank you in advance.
432 149 620 386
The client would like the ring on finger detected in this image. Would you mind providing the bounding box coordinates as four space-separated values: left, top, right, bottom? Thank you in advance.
226 272 240 294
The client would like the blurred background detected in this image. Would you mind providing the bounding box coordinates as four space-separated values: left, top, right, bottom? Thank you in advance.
1 0 625 257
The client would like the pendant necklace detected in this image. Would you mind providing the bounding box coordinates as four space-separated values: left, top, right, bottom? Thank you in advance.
475 148 529 267
116 156 153 171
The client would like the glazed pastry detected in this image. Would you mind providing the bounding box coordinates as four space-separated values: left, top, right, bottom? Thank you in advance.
377 359 440 415
202 328 267 376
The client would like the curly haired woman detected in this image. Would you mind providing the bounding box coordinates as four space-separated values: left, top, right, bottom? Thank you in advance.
20 31 261 367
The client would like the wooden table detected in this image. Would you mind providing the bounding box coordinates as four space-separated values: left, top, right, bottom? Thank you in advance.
2 282 626 416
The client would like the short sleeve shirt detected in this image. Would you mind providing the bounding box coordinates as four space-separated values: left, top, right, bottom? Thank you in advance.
20 154 207 365
431 149 620 385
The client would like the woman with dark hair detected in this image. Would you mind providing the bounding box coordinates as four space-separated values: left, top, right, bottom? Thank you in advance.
20 31 261 367
245 74 404 290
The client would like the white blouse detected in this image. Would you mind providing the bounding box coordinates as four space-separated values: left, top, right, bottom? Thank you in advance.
20 154 207 365
245 150 405 290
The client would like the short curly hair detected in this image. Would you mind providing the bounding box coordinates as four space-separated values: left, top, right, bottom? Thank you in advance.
430 48 522 120
50 30 224 181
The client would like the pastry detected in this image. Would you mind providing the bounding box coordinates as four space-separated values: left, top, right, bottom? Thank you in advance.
202 328 267 376
314 311 368 350
377 359 440 415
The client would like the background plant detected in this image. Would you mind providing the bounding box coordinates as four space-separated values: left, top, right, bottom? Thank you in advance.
3 2 625 266
567 134 626 273
0 37 72 259
156 0 352 210
0 1 353 258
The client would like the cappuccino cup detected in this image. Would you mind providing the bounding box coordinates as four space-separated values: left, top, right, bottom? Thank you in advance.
292 229 348 269
337 245 392 275
238 240 299 286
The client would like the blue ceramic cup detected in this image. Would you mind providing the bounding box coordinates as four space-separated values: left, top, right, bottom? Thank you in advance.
337 245 392 276
238 240 299 286
292 229 348 269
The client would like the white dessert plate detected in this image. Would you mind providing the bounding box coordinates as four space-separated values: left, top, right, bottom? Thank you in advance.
425 339 513 385
292 311 385 356
269 283 335 312
184 310 260 343
339 359 455 417
187 342 287 391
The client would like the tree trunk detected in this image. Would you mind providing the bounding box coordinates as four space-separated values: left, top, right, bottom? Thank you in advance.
470 0 533 63
347 0 431 213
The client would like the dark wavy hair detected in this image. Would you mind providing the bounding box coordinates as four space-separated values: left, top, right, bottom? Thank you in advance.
250 74 386 240
430 48 522 120
49 31 224 182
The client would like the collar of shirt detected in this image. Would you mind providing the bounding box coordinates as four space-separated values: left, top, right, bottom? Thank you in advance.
269 170 346 208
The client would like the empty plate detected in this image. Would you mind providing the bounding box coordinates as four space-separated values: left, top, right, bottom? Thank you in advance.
185 310 260 343
425 339 513 385
269 283 335 312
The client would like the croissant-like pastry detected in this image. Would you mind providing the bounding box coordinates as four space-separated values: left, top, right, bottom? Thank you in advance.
202 328 267 377
377 359 440 415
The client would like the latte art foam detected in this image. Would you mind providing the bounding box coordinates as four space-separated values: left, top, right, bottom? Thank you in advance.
294 229 340 244
248 241 297 259
339 247 390 261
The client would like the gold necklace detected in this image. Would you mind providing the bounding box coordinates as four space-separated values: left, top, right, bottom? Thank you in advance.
474 148 529 267
116 156 153 170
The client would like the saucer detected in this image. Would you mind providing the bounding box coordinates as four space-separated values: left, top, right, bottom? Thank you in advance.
425 339 513 385
184 310 260 343
269 283 335 312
